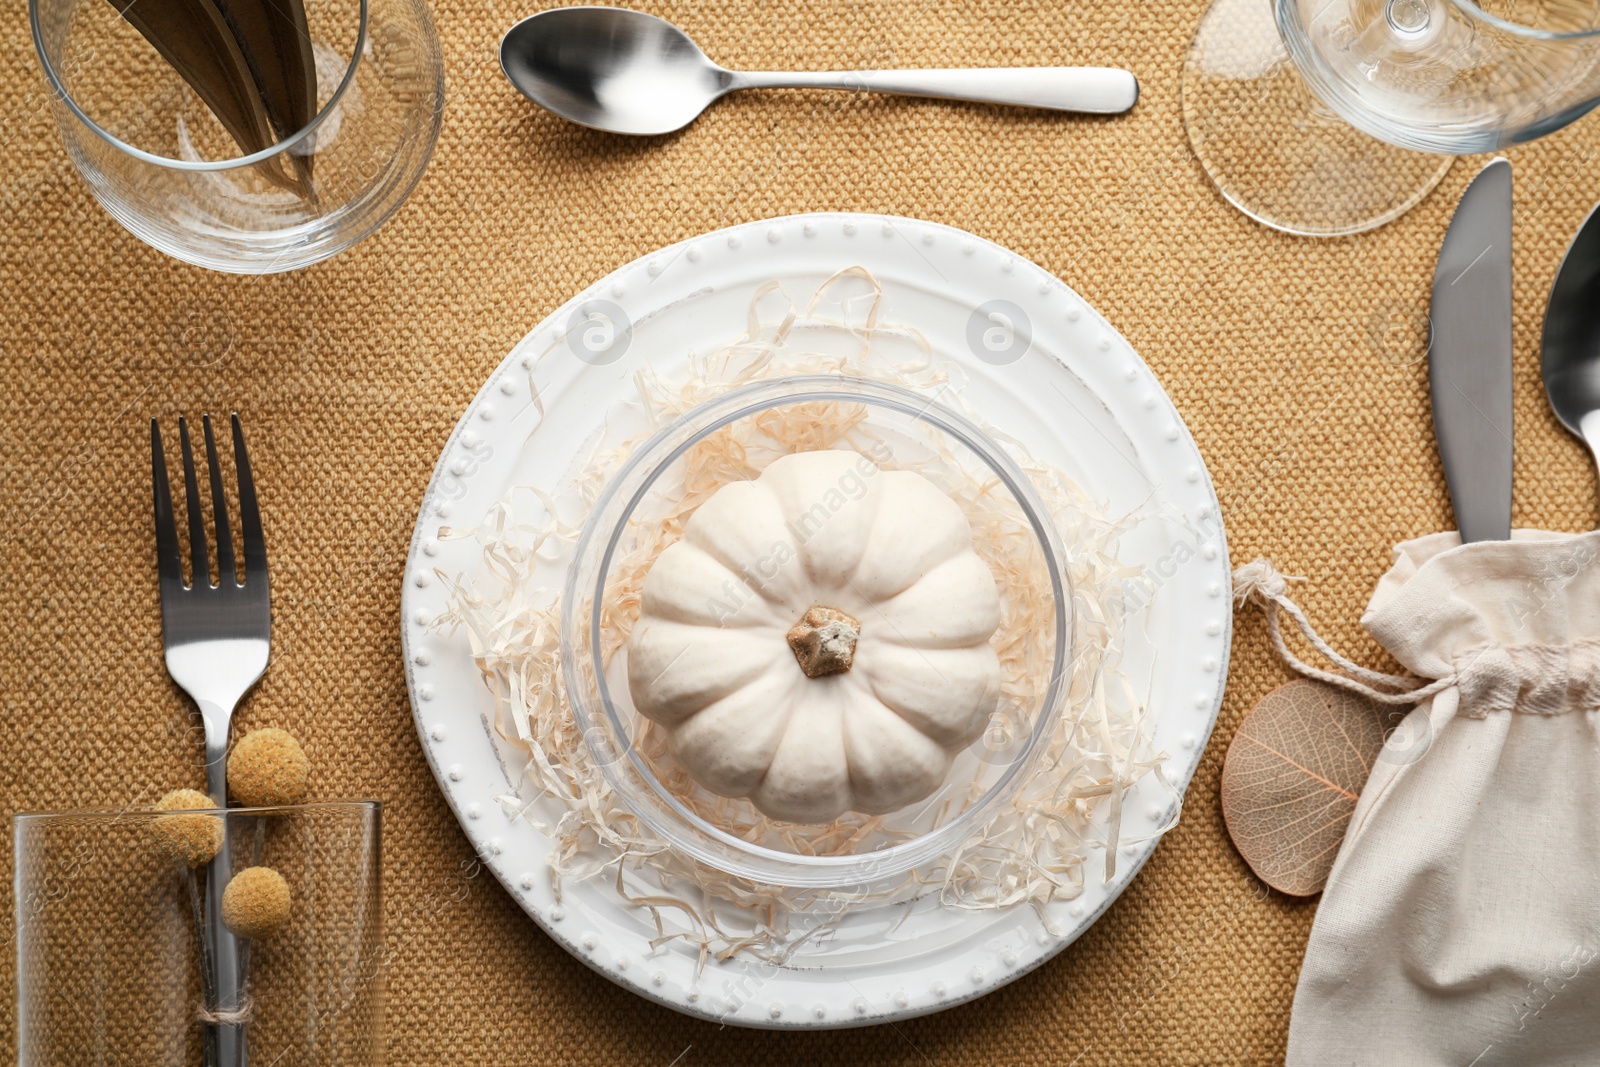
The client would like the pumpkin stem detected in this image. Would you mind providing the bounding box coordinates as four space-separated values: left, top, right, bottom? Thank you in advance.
786 605 861 678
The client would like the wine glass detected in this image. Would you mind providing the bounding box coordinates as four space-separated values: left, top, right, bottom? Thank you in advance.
30 0 444 272
1183 0 1600 236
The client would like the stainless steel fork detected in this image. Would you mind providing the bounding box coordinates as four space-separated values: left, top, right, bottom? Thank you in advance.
152 413 271 1067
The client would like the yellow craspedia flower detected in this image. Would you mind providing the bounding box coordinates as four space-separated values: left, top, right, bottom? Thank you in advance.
221 866 292 939
151 788 223 867
228 728 310 807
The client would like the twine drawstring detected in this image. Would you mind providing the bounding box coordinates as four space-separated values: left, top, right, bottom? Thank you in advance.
196 994 254 1026
1232 559 1454 706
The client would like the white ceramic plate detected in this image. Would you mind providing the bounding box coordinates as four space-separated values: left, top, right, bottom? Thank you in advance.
400 213 1230 1029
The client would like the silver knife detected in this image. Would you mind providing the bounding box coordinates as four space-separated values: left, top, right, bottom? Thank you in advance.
1430 157 1514 544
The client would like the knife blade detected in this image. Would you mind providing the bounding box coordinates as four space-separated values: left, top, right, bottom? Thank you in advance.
1430 157 1514 544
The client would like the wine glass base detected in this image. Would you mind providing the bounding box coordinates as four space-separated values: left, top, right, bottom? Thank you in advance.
1182 0 1454 237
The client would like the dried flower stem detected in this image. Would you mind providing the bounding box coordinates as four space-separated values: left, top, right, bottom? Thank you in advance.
184 868 220 1067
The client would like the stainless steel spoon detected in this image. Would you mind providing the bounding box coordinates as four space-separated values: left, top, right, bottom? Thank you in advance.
499 7 1139 135
1542 201 1600 475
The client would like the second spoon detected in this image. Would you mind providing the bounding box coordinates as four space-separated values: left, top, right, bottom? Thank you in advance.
500 7 1140 135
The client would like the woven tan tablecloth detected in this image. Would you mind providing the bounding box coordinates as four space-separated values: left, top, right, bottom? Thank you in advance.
3 0 1597 1061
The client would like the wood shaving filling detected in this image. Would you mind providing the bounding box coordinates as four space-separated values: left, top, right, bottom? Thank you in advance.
441 270 1174 965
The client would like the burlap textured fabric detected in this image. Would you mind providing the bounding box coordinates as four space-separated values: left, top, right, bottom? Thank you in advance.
1 0 1597 1062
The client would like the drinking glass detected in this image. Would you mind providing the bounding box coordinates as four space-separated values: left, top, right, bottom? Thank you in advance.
30 0 443 272
14 801 383 1065
1183 0 1600 236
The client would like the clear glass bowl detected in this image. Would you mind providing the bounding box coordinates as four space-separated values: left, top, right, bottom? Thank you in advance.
30 0 443 272
561 376 1073 889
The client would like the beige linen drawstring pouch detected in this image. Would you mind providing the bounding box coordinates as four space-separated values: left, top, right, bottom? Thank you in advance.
1233 530 1600 1067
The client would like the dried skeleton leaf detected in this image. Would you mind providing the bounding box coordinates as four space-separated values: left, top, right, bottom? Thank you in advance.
1221 679 1389 896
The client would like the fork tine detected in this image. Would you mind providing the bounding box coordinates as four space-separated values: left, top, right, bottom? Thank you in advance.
151 420 183 588
177 416 211 590
232 413 268 582
202 415 237 588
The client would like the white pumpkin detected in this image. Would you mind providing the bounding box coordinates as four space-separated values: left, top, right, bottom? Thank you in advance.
626 449 1002 824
